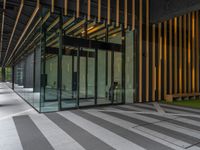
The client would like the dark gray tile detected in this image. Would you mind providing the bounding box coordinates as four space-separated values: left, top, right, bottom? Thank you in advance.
127 104 156 111
180 116 200 122
13 115 54 150
45 113 114 150
112 106 137 111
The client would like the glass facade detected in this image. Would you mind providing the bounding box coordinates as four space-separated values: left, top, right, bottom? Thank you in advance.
7 6 136 113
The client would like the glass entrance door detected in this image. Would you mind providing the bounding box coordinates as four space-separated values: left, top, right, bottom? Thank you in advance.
60 36 123 110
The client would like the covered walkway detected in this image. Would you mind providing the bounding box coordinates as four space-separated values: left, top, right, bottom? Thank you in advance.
1 83 200 150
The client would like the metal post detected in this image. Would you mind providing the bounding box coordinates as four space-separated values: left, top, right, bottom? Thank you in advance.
77 47 80 108
40 10 47 110
122 25 126 104
2 67 5 82
12 66 14 90
57 10 63 111
95 47 98 105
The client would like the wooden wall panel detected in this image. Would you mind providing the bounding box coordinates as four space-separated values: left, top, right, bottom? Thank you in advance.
179 16 183 93
132 0 135 31
107 0 110 24
164 21 167 98
188 13 191 93
64 0 68 16
158 23 162 100
196 11 199 92
152 24 156 101
146 0 149 101
183 15 187 93
192 12 195 93
174 17 178 94
139 0 143 102
116 0 119 27
124 0 128 29
76 0 80 18
169 19 173 94
98 0 101 23
87 0 91 20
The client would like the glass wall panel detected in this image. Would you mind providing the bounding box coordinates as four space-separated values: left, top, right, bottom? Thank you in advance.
5 67 12 82
13 51 39 110
41 54 58 112
80 56 86 98
5 67 12 88
61 55 74 108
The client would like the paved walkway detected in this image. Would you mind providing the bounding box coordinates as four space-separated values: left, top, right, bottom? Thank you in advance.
1 83 200 150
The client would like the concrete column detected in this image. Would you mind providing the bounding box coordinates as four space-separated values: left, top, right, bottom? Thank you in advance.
12 66 14 90
2 67 5 82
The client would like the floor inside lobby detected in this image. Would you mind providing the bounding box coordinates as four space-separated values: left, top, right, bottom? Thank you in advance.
1 83 200 150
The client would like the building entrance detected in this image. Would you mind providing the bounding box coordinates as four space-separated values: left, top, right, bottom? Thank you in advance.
60 36 123 110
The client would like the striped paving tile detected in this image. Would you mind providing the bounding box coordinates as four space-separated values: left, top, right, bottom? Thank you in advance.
128 104 157 112
140 113 200 131
120 104 155 112
101 111 200 147
88 110 200 149
125 113 200 139
159 104 200 115
112 105 138 111
30 114 85 150
0 118 23 150
73 110 176 150
160 104 200 113
13 115 54 150
180 115 200 122
58 111 145 150
45 112 115 150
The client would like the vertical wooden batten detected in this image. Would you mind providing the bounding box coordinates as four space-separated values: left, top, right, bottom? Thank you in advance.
192 12 195 93
183 15 187 93
152 24 156 101
132 0 135 31
179 16 183 93
188 13 191 93
64 0 68 16
169 19 173 94
158 23 162 100
76 0 80 18
107 0 111 25
146 0 149 101
87 0 91 20
164 21 167 98
174 17 178 94
196 11 199 92
124 0 128 29
116 0 119 27
139 0 143 102
98 0 101 23
51 0 54 13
